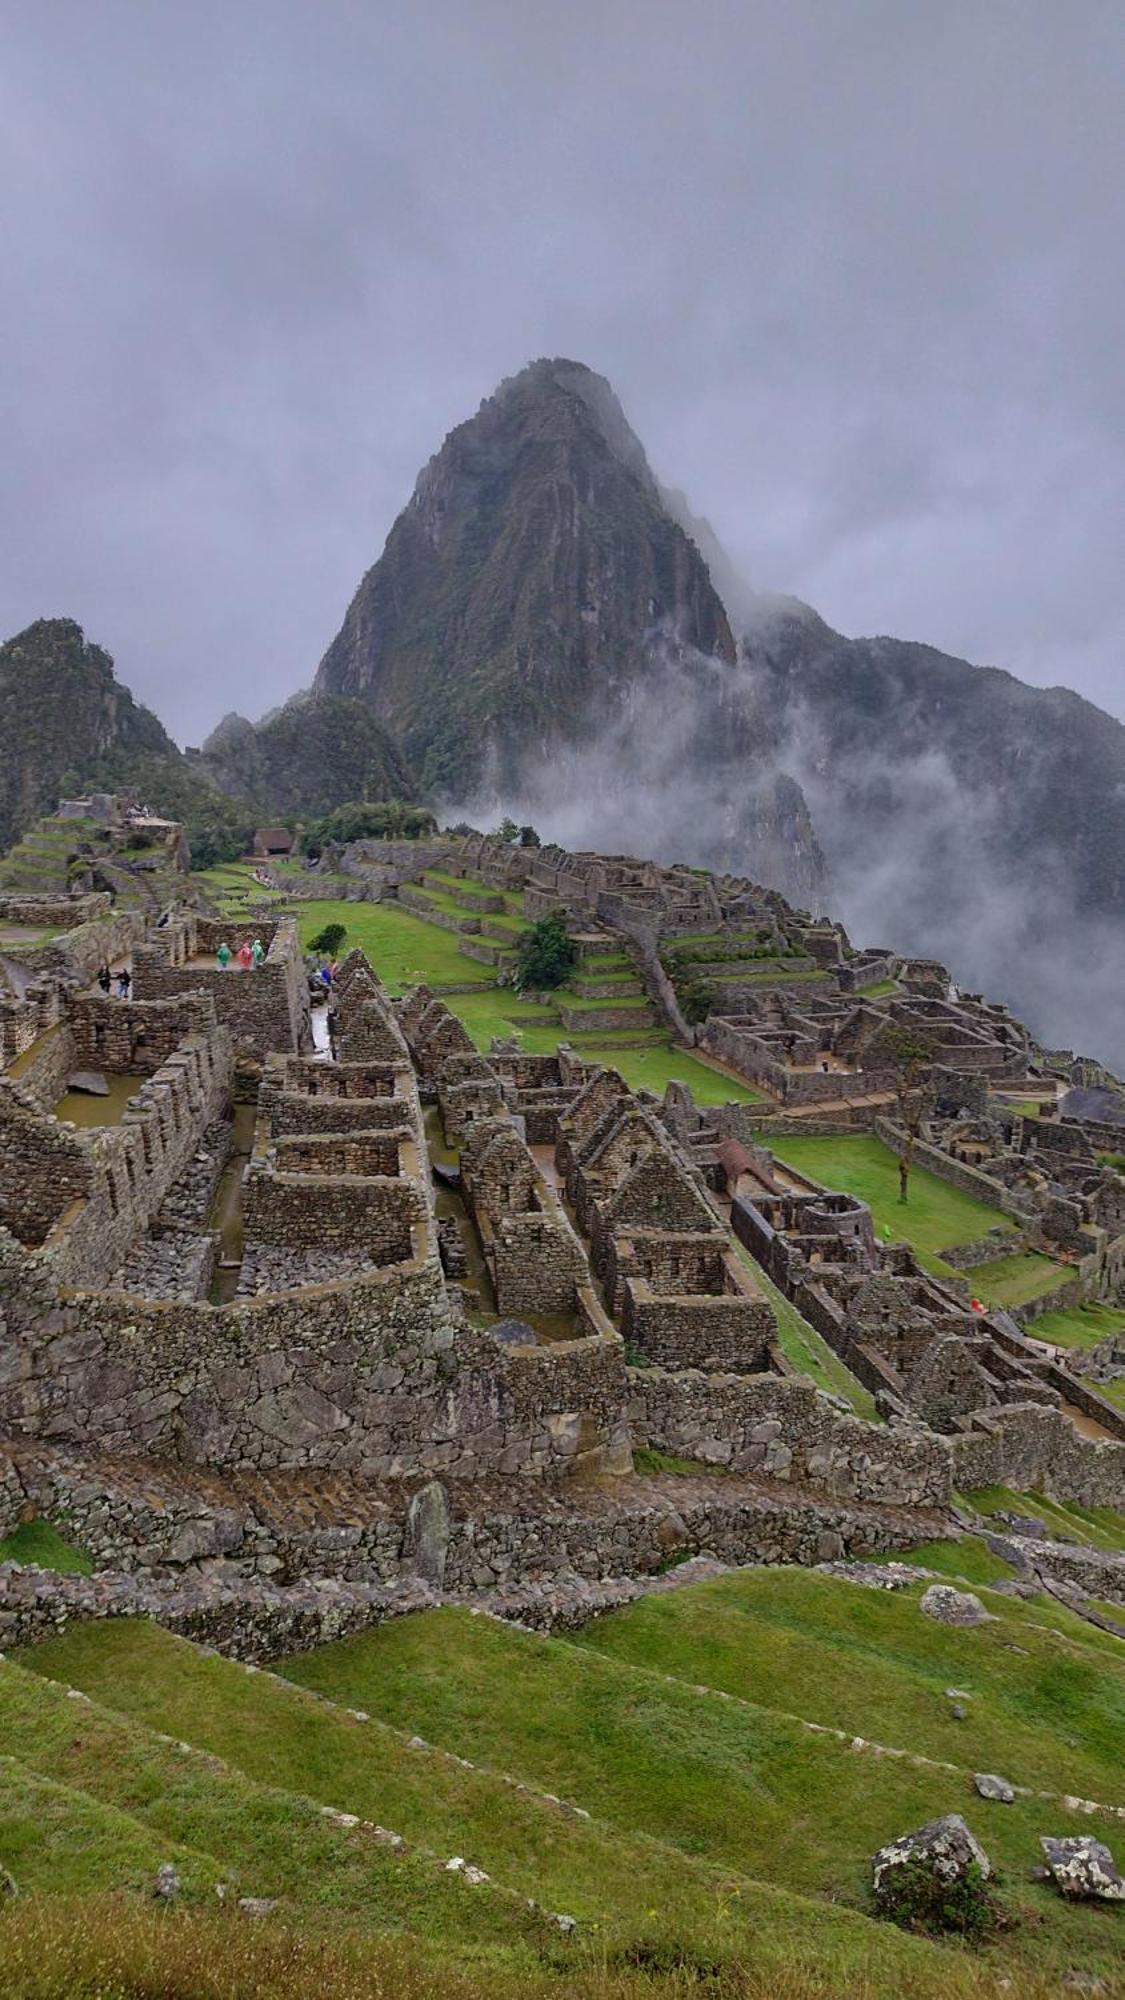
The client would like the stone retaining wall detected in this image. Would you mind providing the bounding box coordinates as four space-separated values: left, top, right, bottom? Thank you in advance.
951 1403 1125 1510
873 1114 1033 1224
629 1368 953 1506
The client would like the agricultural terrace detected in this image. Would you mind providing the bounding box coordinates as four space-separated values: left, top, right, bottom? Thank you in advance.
192 866 764 1106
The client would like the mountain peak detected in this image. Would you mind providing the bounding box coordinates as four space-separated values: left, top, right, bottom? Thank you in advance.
314 361 735 795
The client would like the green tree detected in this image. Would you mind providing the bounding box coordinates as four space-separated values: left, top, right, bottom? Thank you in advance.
514 912 576 991
517 823 541 847
494 816 520 844
678 974 717 1026
308 921 348 957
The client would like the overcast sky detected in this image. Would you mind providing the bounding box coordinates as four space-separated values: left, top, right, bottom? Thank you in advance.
2 0 1122 742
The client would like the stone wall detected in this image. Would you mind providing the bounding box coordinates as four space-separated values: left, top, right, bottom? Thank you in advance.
951 1404 1125 1511
630 1367 954 1507
1 1023 232 1285
0 892 112 930
132 915 308 1059
242 1149 423 1262
42 911 141 988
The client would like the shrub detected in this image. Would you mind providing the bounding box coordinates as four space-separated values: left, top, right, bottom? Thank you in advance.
874 1857 1000 1945
307 922 348 957
514 913 576 991
678 975 717 1026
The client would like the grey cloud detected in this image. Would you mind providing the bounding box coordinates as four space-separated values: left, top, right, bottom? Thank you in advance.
0 0 1122 738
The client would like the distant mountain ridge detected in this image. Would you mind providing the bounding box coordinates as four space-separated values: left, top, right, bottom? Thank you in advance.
191 695 412 818
6 360 1122 1063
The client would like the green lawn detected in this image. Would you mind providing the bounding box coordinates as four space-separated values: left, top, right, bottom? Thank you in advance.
763 1133 1016 1261
964 1486 1125 1556
964 1251 1072 1310
1032 1299 1125 1350
592 1044 763 1106
292 899 494 990
0 1520 92 1575
867 1535 1018 1587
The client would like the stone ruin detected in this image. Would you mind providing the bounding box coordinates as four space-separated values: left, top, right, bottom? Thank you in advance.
0 844 1121 1655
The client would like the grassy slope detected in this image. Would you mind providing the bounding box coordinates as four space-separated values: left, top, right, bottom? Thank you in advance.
0 1657 548 1962
0 1521 93 1573
575 1569 1124 1805
276 1592 1125 1984
14 1606 1121 1998
1031 1300 1125 1350
965 1487 1125 1556
761 1133 1016 1260
867 1535 1019 1588
14 1620 874 1967
962 1252 1074 1310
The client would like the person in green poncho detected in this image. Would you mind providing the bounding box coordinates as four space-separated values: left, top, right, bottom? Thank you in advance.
251 937 266 968
216 941 232 969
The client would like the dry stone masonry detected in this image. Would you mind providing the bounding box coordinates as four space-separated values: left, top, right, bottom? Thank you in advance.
0 828 1122 1644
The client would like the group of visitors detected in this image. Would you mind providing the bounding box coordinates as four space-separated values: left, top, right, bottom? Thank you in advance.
96 964 131 999
215 938 266 970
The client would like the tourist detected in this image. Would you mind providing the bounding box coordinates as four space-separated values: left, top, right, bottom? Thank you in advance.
251 937 266 968
97 963 111 994
318 963 332 990
237 940 253 969
216 941 232 970
116 967 131 999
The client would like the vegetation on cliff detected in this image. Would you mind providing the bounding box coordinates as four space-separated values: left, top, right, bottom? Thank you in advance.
313 359 737 795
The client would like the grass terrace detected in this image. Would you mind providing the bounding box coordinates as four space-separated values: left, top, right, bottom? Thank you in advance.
761 1133 1017 1269
963 1486 1125 1556
1029 1299 1125 1350
7 1555 1124 1994
965 1251 1073 1311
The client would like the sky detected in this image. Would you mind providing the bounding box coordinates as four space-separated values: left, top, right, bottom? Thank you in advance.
1 0 1122 744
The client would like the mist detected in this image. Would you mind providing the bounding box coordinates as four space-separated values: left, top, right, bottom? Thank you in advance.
447 640 1125 1075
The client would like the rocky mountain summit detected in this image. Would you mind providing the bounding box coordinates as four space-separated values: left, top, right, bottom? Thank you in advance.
0 619 182 855
308 357 1125 1062
315 358 738 788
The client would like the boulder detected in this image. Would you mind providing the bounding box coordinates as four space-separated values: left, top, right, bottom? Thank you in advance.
0 1868 17 1898
490 1319 538 1348
920 1584 993 1627
153 1862 181 1901
67 1070 109 1096
873 1814 992 1895
975 1773 1016 1804
403 1480 450 1589
1040 1836 1125 1903
238 1897 279 1918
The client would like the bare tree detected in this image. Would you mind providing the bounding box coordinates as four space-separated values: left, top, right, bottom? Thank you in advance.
883 1027 935 1204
